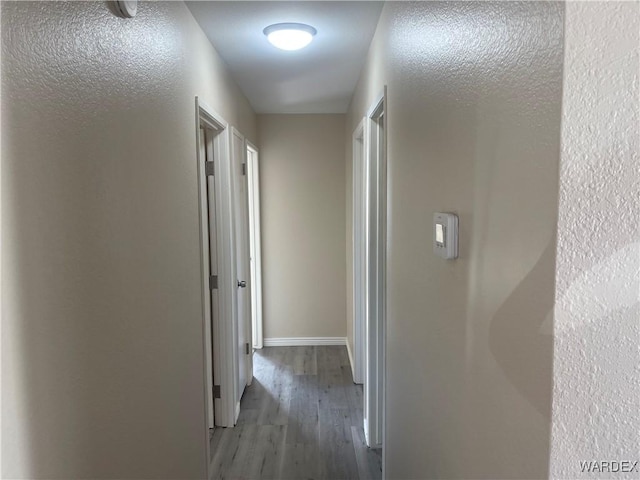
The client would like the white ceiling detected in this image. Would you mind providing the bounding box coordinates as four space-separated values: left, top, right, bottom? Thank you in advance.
186 1 384 114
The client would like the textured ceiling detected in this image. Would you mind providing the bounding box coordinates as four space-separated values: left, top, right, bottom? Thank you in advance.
186 1 384 114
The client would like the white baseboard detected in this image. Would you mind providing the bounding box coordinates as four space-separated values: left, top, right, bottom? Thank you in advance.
263 337 346 347
346 339 356 378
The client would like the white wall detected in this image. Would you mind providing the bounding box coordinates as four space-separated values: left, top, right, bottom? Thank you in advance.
1 2 255 478
346 2 563 478
551 3 640 478
258 114 346 341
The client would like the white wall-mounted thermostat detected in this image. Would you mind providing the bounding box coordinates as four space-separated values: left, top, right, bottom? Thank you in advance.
433 212 458 259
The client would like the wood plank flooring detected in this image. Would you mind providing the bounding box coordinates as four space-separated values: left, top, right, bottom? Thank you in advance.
209 346 382 480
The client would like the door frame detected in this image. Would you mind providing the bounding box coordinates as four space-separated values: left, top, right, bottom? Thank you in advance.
363 88 387 451
195 97 237 440
352 118 366 385
245 141 264 350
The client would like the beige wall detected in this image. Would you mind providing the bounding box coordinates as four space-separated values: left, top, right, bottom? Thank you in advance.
551 3 640 478
258 114 346 340
1 2 255 478
346 2 563 478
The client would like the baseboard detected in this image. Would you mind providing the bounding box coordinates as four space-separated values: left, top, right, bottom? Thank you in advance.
346 339 356 378
263 337 347 347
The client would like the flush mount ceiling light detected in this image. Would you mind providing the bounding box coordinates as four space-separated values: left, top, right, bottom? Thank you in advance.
114 0 137 18
263 23 317 51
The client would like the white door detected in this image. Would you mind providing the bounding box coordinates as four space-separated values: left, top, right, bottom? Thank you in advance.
196 98 239 435
200 126 217 429
246 142 263 350
232 128 252 404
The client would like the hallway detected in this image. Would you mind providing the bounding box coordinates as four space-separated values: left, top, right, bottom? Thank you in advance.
209 346 382 479
3 1 638 478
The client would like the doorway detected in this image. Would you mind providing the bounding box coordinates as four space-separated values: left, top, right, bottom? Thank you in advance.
352 120 366 386
246 142 264 350
199 122 218 431
359 88 387 452
195 98 238 440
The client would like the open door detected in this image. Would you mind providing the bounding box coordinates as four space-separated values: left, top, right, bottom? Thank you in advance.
231 128 253 410
246 141 263 350
199 125 218 430
196 98 237 439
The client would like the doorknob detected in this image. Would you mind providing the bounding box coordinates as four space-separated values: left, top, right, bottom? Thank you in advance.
237 280 247 288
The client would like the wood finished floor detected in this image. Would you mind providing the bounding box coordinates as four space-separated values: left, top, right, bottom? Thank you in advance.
209 346 382 480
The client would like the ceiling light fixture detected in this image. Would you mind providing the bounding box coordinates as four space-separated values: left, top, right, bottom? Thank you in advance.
263 23 317 51
114 0 137 18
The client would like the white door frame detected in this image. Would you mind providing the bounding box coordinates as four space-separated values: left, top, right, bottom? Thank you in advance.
363 88 387 451
195 97 237 441
246 141 264 350
352 118 366 385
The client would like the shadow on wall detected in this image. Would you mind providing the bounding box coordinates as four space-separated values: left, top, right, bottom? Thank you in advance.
489 240 555 420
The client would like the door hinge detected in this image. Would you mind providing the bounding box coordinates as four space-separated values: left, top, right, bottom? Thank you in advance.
205 161 215 176
213 385 221 399
209 275 218 290
242 163 246 176
245 342 250 355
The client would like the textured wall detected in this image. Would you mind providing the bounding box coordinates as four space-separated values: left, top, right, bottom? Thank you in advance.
346 2 564 478
258 114 346 340
550 3 640 478
1 2 255 478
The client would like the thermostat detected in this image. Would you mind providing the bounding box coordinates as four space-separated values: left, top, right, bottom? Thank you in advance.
433 212 458 259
